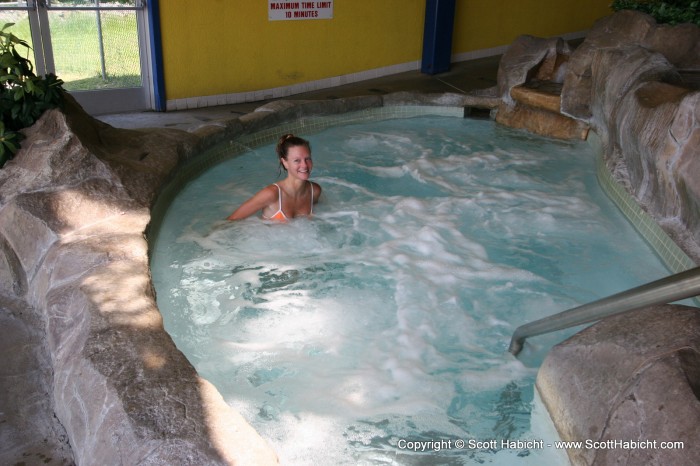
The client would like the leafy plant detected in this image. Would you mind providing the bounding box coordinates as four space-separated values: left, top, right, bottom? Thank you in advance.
611 0 700 26
0 22 65 168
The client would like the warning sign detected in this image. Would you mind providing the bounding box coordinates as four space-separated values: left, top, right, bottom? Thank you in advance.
268 1 333 21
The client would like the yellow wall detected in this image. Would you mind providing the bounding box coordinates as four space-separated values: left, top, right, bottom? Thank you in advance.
454 0 612 52
160 0 611 101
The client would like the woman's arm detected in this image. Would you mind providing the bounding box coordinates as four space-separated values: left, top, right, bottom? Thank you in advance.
227 185 277 220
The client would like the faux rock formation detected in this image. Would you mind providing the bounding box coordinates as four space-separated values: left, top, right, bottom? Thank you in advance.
0 96 278 465
0 295 74 465
495 10 700 262
564 12 700 263
497 35 572 105
536 305 700 466
561 10 700 120
495 35 590 140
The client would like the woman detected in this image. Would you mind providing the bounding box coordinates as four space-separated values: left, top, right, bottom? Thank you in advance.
227 133 322 221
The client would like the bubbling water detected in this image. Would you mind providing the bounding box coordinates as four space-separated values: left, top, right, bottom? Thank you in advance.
151 116 669 464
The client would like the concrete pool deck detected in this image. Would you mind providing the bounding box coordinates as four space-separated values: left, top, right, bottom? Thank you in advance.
97 55 502 131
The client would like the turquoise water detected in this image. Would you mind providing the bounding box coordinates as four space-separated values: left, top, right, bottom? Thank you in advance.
150 116 670 465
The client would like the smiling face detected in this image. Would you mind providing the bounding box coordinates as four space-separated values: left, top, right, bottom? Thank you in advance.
281 145 313 181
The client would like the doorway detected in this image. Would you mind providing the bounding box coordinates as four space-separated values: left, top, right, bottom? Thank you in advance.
0 0 152 114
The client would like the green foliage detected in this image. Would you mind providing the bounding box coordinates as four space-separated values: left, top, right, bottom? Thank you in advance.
0 23 65 168
611 0 700 26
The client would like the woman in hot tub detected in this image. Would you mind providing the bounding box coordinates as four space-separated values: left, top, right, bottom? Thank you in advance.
227 133 322 221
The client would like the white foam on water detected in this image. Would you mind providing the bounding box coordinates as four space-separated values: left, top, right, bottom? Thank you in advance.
151 116 672 464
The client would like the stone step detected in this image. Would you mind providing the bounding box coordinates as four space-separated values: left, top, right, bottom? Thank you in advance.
510 80 562 113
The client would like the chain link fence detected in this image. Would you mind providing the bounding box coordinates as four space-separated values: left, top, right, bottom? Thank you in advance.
0 1 141 91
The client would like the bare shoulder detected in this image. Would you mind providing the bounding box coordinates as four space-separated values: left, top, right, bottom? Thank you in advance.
246 184 280 205
261 184 281 199
311 181 322 201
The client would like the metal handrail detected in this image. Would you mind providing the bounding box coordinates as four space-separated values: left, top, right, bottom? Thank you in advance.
509 267 700 356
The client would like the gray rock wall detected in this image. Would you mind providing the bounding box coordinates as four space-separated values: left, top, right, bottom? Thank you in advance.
561 11 700 261
0 97 279 465
537 305 700 466
496 11 700 262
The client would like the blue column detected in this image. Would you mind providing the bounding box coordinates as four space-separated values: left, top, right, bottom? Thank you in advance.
147 0 166 111
421 0 456 75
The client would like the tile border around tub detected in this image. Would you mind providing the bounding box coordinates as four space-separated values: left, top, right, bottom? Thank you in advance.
590 132 696 274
